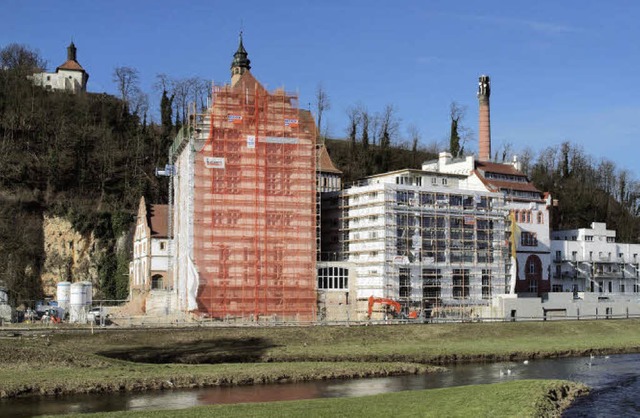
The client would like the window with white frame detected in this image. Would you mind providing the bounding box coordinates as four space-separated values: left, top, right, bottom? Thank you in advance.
317 267 349 290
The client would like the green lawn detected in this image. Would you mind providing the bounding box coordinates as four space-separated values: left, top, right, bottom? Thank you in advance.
51 380 588 418
49 319 640 363
1 319 638 399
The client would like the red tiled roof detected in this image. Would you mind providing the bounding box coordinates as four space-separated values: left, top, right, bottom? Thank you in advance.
473 160 542 198
56 59 85 72
479 176 541 193
318 144 342 174
475 161 525 177
148 204 169 238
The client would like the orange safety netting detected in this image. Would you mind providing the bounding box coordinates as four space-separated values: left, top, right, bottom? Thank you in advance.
191 77 317 321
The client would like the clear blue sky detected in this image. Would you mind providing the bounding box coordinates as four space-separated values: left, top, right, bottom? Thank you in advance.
3 0 640 176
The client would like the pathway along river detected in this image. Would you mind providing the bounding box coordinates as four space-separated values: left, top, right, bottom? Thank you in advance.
2 353 640 417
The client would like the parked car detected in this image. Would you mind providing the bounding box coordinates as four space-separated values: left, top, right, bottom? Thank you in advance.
87 307 110 325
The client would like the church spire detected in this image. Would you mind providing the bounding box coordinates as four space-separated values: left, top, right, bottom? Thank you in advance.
231 32 251 85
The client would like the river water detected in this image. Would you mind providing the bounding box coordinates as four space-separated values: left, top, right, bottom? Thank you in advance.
2 353 639 417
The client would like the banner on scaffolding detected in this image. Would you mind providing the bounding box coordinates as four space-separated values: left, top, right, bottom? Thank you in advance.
246 135 256 149
204 157 225 169
284 118 299 127
263 137 299 144
393 255 410 265
227 114 243 124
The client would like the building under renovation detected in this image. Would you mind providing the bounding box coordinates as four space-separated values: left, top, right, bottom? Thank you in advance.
342 169 509 320
170 35 318 321
423 76 552 298
332 75 555 321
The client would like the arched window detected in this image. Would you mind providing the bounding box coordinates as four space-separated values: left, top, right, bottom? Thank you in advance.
525 255 542 279
151 275 164 290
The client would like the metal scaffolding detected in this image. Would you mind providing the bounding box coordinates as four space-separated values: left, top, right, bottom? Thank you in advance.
173 78 317 321
340 181 509 320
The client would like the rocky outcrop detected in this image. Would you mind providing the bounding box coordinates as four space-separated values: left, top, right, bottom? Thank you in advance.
41 215 99 296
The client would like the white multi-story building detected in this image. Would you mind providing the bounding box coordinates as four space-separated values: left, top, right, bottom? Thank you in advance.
551 222 640 295
31 42 89 93
342 168 509 320
423 152 552 296
485 222 640 320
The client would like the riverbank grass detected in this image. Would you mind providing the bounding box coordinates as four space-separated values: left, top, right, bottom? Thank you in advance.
1 319 639 398
52 319 640 363
0 358 435 398
57 380 588 418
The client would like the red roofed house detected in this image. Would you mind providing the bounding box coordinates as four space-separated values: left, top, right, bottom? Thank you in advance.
130 197 172 301
32 42 89 93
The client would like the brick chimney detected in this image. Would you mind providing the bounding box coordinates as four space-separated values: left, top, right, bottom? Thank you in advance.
477 75 491 161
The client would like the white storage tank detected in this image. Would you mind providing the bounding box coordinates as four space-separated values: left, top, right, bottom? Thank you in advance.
56 282 71 310
70 282 86 306
82 281 93 307
69 282 88 323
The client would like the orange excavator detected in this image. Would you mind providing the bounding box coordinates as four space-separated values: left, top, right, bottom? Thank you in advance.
367 296 421 319
367 296 401 319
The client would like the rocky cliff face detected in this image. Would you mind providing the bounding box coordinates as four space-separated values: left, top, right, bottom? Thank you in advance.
41 215 99 297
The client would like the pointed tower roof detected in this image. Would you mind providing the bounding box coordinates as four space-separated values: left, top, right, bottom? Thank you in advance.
56 41 86 73
318 144 342 174
230 32 251 72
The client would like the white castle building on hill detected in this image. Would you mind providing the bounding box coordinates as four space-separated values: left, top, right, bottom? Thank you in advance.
31 42 88 93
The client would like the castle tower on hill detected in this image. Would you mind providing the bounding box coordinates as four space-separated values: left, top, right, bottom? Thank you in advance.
31 42 89 93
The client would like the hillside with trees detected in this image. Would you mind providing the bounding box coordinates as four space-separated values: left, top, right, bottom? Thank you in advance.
0 44 170 305
1 42 640 307
325 96 640 242
525 142 640 241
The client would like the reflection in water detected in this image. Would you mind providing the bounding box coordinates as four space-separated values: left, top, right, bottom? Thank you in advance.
197 383 321 405
128 391 199 410
2 354 640 417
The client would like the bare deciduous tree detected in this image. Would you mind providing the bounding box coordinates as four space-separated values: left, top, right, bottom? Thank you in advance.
407 124 422 167
112 66 140 106
0 43 46 72
315 83 331 138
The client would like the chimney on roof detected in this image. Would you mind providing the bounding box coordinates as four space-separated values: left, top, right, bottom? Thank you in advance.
477 75 491 161
438 151 452 169
512 155 522 172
